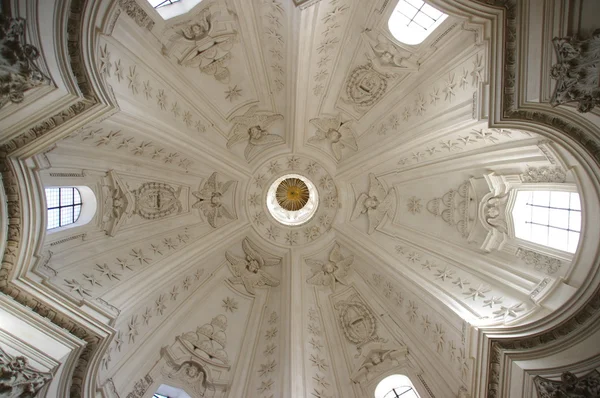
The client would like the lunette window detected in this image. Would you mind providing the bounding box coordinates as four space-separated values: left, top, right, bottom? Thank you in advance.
512 191 581 253
45 187 82 229
375 374 421 398
147 0 181 8
388 0 448 45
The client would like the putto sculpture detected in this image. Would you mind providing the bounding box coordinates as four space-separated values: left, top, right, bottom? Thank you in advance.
226 238 281 294
351 173 395 234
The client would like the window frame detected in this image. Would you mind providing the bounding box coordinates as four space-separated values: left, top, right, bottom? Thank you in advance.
44 186 97 234
387 0 450 46
507 183 579 261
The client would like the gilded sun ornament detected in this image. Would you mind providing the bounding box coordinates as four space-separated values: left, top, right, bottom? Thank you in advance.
275 178 309 211
267 174 319 226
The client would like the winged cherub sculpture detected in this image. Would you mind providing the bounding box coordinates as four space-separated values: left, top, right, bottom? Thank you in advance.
225 238 280 295
192 172 235 228
227 106 284 161
351 173 395 234
308 114 358 161
306 243 354 292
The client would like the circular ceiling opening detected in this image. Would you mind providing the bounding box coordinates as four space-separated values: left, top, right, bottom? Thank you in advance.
267 174 319 226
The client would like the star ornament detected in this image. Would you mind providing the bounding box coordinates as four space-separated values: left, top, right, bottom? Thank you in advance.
306 243 353 292
308 115 358 161
192 172 236 228
227 106 284 161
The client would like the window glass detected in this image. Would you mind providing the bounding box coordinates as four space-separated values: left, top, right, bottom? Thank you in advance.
388 1 448 45
45 187 83 230
147 0 181 7
512 191 581 254
375 374 421 398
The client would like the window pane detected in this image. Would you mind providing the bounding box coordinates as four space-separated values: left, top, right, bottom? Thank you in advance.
60 188 74 206
396 2 418 19
74 189 82 204
550 191 570 208
45 188 60 208
548 228 568 252
531 206 549 225
530 224 548 246
569 211 581 232
570 193 581 210
60 207 74 225
421 4 444 19
74 205 82 221
568 232 580 253
532 191 550 206
413 12 435 29
405 0 424 8
549 209 569 229
48 209 60 229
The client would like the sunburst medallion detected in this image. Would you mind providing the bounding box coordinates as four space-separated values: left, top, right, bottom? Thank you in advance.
276 178 310 211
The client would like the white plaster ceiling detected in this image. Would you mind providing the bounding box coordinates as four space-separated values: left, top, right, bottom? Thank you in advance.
34 0 595 396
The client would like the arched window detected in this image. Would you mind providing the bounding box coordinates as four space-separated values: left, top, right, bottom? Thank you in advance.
148 0 181 8
512 190 581 253
146 0 203 19
153 384 191 398
45 187 82 229
45 186 97 232
388 1 448 45
375 374 421 398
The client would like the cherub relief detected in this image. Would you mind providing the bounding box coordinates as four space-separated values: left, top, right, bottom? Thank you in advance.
306 243 354 292
225 238 280 295
351 173 395 234
227 106 284 161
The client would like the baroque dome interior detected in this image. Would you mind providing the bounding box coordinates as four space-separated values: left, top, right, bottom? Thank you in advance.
1 0 600 397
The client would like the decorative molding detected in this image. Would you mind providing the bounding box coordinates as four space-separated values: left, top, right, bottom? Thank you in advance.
49 233 87 246
0 346 53 397
550 30 600 113
351 173 395 234
125 374 153 398
534 370 600 397
0 14 51 109
517 249 562 275
520 166 567 183
225 238 280 295
118 0 155 31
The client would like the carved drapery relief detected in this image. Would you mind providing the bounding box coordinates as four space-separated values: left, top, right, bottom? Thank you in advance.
483 194 508 234
517 249 562 275
305 242 354 292
225 238 281 295
226 106 284 161
162 7 237 83
133 182 182 220
521 166 567 183
0 347 52 398
334 293 386 356
351 173 395 234
192 172 236 228
0 15 50 109
343 61 392 113
426 181 475 238
534 370 600 397
550 29 600 113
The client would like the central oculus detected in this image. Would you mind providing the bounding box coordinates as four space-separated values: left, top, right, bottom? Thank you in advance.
267 174 318 226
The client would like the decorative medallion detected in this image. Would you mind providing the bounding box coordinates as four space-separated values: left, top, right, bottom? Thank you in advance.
133 182 182 220
344 61 390 111
247 155 338 246
334 292 386 355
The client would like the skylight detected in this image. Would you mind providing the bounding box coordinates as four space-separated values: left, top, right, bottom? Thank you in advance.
388 0 448 45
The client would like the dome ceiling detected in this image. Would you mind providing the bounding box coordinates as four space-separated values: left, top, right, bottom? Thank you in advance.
2 0 600 397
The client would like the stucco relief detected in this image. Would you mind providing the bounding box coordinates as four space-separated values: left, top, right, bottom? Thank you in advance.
305 242 354 292
351 173 395 234
192 172 236 228
225 238 281 295
227 106 284 161
0 347 52 398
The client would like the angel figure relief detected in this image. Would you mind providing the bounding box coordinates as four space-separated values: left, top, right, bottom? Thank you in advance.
227 106 284 161
226 238 281 295
364 29 418 72
167 9 237 84
192 172 236 228
308 114 358 161
306 243 354 292
351 173 395 234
